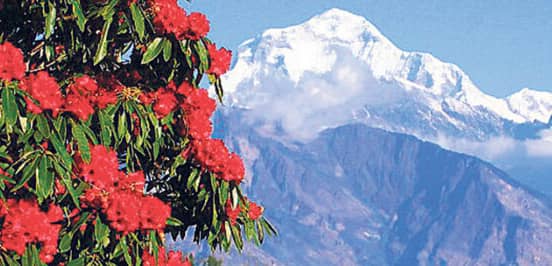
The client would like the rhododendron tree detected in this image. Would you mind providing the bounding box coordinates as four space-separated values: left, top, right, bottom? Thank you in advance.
0 0 275 265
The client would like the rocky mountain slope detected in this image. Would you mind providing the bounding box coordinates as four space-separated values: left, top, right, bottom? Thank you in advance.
207 113 552 265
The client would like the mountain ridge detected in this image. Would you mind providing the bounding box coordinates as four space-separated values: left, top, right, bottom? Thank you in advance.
222 8 551 134
204 112 552 265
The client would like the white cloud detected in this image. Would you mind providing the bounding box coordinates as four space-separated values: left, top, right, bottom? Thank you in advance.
434 128 552 163
525 129 552 157
225 47 405 141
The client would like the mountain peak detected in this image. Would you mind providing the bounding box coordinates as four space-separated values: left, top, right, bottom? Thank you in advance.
222 8 552 142
302 8 391 46
506 88 552 123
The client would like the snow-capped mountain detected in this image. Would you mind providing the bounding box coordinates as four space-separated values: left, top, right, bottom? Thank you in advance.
222 8 552 143
173 9 552 265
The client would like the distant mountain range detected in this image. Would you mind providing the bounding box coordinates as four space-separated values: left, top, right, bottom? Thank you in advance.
209 114 552 265
186 8 552 265
219 8 552 195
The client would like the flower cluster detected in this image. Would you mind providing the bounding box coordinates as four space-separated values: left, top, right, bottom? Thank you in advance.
206 43 232 77
0 41 26 81
179 83 216 139
78 145 171 234
138 80 244 184
224 199 264 225
142 247 191 266
189 138 244 184
165 82 246 184
65 75 118 120
19 71 64 116
153 87 178 118
247 201 263 220
105 190 171 234
0 200 63 263
225 200 240 226
0 42 119 120
149 0 210 40
79 145 120 189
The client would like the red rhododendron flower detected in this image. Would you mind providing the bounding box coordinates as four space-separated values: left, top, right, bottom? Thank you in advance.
68 75 100 95
220 153 245 183
0 200 63 264
0 42 25 81
143 247 191 266
79 145 171 234
81 186 109 209
225 200 240 226
139 196 172 231
19 71 64 116
248 201 263 220
185 12 210 40
105 191 142 234
65 75 116 119
176 82 194 96
206 43 232 77
153 88 178 118
119 170 146 193
139 91 156 105
181 88 216 118
190 138 245 183
65 91 95 121
184 111 213 140
93 89 118 109
150 0 188 39
191 138 228 172
78 145 119 190
179 86 216 140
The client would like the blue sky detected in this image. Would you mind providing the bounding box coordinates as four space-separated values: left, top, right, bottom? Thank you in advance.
182 0 552 97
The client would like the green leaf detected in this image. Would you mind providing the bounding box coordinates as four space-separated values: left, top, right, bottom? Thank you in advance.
121 237 133 265
180 40 193 68
12 155 38 192
100 0 119 19
256 220 264 244
45 2 56 39
261 218 278 236
71 0 87 32
66 257 84 266
59 232 73 253
163 39 172 62
194 40 209 73
37 156 54 201
99 110 113 146
94 217 110 248
214 78 224 103
2 87 17 128
50 132 72 168
54 162 80 208
141 37 164 64
245 221 255 241
117 111 127 142
231 224 244 251
186 168 199 190
72 122 90 163
129 3 145 40
3 253 19 266
166 217 184 227
94 17 113 65
36 115 50 138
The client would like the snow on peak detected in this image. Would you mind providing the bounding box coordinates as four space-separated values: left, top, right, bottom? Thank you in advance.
507 88 552 123
303 8 391 45
222 8 552 141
